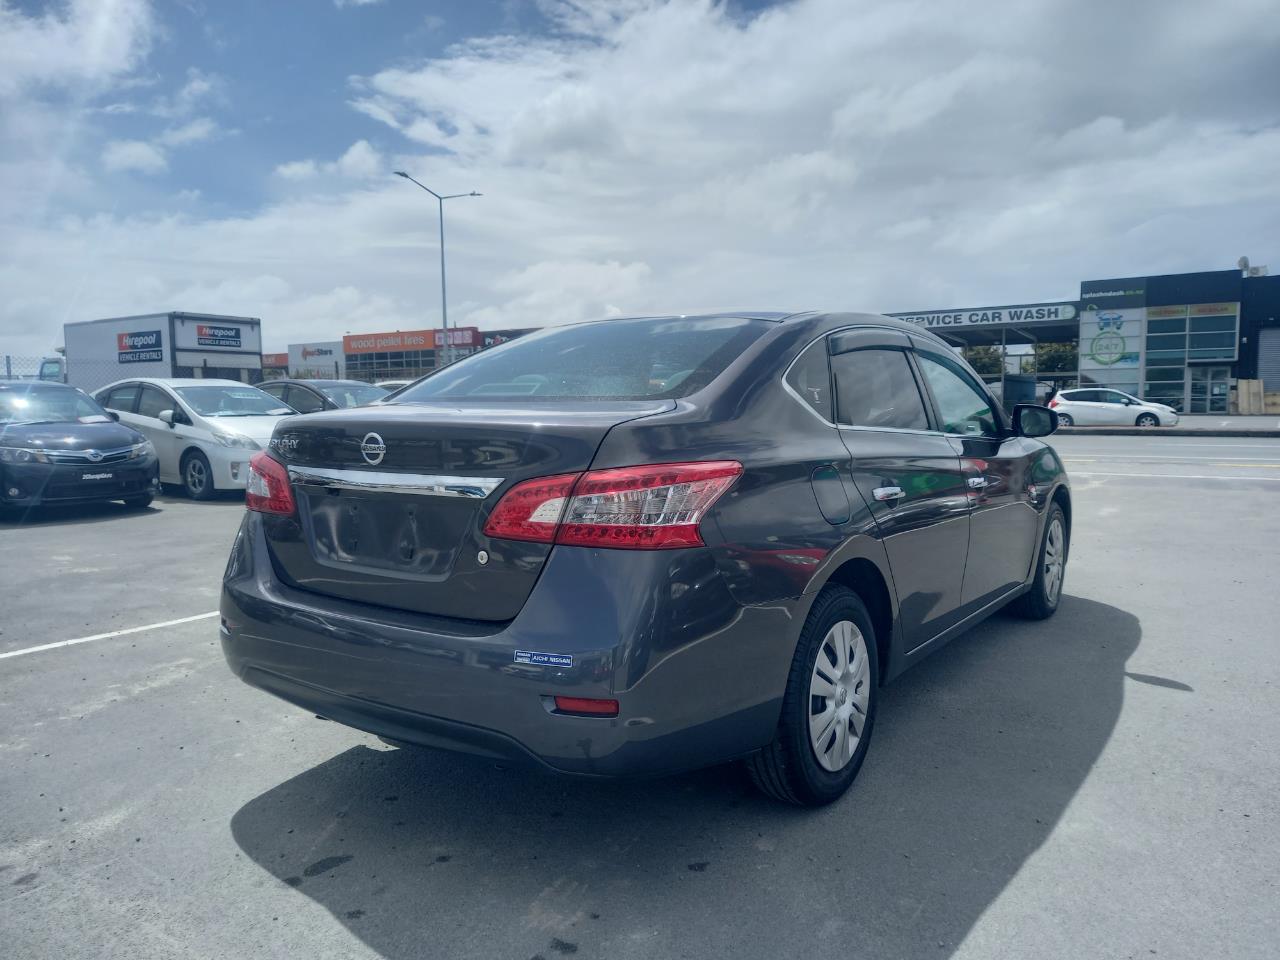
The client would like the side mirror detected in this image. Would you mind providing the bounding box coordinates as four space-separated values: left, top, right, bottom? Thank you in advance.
1012 403 1058 438
159 409 175 427
106 410 120 422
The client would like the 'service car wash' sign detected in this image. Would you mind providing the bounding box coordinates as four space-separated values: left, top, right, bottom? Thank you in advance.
890 302 1078 329
196 323 243 348
117 330 164 364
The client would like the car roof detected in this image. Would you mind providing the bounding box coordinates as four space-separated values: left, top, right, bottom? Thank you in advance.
268 379 373 388
0 380 78 391
101 377 257 388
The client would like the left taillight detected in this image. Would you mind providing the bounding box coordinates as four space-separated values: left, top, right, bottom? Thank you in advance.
245 451 295 516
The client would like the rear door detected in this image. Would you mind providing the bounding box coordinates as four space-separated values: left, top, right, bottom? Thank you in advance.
912 341 1040 609
1066 389 1109 424
829 329 971 650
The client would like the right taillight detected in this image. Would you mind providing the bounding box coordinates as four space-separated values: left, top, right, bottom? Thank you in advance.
245 451 295 516
482 461 742 550
1048 397 1059 408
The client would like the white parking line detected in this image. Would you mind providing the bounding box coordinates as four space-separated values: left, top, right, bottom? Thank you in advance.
1070 471 1280 482
0 612 219 661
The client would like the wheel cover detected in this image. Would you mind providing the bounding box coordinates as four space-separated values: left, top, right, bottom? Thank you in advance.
1138 414 1157 426
808 620 870 772
1044 517 1065 603
186 458 206 493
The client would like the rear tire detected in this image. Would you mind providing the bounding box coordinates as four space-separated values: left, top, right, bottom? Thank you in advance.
1055 412 1074 426
123 494 153 509
1135 413 1159 427
181 450 215 500
1011 503 1068 620
746 586 879 806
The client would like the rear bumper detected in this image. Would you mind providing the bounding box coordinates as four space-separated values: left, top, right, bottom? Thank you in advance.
220 512 801 777
1 456 159 507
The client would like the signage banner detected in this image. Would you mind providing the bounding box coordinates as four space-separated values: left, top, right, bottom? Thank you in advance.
890 302 1077 329
1080 278 1146 309
196 323 242 348
1080 307 1142 369
117 329 163 364
262 353 289 367
342 329 435 355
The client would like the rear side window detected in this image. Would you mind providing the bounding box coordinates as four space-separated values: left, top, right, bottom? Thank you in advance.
394 317 769 402
785 340 833 421
284 386 324 413
831 349 929 430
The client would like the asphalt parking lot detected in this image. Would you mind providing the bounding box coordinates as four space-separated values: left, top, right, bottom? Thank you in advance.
2 435 1278 960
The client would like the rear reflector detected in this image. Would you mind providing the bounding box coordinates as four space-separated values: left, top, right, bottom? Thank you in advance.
482 461 743 550
553 696 619 717
245 451 295 516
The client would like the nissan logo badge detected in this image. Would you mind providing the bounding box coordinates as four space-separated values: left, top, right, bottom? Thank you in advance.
360 432 386 466
86 449 103 462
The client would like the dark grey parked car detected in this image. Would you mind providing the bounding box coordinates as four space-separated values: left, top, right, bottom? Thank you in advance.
220 312 1069 805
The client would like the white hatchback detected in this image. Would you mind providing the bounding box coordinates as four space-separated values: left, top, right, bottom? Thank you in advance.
1049 388 1179 427
94 378 296 499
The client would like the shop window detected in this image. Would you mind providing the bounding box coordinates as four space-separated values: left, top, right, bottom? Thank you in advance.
1144 367 1185 382
1144 349 1186 366
1146 317 1187 334
1145 333 1185 351
1189 316 1236 333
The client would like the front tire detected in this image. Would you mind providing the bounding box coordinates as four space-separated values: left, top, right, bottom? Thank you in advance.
1011 503 1068 620
123 494 153 509
1135 413 1159 427
1055 412 1074 426
746 586 879 806
181 450 215 500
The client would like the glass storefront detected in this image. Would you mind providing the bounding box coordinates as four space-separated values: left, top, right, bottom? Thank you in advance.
1142 303 1239 412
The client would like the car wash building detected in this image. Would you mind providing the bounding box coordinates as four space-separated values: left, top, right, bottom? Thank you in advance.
890 268 1280 414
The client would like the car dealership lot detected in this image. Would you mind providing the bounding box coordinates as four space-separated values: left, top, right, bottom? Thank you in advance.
2 437 1279 960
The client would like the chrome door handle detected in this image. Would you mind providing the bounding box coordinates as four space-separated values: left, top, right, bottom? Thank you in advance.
872 486 904 502
967 476 988 489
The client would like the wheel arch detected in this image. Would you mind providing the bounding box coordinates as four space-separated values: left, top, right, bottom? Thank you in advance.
1050 483 1072 535
820 557 893 687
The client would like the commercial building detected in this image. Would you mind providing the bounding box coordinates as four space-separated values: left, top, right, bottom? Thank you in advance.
891 267 1280 413
341 326 480 381
287 340 345 379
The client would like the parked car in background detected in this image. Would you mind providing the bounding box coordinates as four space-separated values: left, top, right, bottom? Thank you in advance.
221 312 1070 806
1048 388 1179 426
374 379 413 392
95 378 295 499
258 379 388 413
1 381 158 514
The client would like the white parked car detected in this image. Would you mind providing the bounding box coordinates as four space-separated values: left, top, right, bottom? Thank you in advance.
1049 388 1179 427
94 378 296 499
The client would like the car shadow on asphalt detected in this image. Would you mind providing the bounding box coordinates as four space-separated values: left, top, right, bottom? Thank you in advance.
230 594 1139 960
0 492 241 528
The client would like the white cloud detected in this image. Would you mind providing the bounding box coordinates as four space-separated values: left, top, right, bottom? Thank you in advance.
333 0 383 7
0 0 154 97
101 139 167 174
3 0 1280 357
275 140 382 181
157 116 218 146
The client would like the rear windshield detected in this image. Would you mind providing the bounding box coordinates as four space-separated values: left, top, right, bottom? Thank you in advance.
393 317 769 402
319 383 389 407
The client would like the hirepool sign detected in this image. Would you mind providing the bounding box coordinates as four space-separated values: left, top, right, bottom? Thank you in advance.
117 330 163 363
196 323 242 348
889 302 1078 329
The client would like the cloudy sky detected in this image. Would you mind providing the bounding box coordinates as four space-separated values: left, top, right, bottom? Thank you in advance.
0 0 1277 355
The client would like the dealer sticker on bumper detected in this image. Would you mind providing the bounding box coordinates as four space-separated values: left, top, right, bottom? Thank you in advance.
514 650 573 668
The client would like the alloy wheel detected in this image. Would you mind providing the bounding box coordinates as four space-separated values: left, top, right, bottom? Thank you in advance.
808 620 870 772
186 458 207 495
1044 517 1065 603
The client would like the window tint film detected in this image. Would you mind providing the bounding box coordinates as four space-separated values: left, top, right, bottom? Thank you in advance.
394 317 769 402
136 385 171 419
103 383 140 412
785 340 833 421
831 349 929 430
917 354 999 437
285 386 324 413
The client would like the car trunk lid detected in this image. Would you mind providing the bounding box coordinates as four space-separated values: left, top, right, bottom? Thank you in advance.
262 400 672 620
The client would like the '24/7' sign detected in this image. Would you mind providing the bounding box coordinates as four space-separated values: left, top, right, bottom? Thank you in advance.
197 324 242 347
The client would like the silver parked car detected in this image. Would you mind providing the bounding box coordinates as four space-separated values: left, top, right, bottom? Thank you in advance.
1049 388 1179 427
94 378 296 499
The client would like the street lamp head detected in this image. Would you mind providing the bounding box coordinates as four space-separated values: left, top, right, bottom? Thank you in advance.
470 191 482 197
393 171 409 178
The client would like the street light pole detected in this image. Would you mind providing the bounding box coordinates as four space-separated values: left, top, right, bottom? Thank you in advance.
393 171 481 368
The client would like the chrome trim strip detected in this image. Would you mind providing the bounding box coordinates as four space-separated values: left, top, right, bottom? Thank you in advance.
45 444 136 463
286 465 503 499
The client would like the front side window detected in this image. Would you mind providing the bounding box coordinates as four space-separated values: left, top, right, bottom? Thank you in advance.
319 383 389 408
394 316 769 402
831 348 929 430
916 353 1000 437
136 385 172 419
102 383 140 412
